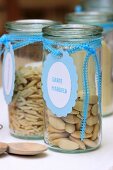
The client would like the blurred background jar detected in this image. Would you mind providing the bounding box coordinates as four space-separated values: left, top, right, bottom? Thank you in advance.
43 24 103 153
80 0 113 12
5 19 59 139
66 12 113 117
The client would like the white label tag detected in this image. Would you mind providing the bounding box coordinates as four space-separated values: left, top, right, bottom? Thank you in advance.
47 62 71 108
2 43 15 104
42 50 78 117
4 51 13 95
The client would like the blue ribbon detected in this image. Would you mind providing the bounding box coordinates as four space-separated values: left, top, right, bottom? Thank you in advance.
0 33 43 57
0 35 9 56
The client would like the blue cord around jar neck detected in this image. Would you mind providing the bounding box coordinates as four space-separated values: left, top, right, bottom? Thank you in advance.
0 33 43 57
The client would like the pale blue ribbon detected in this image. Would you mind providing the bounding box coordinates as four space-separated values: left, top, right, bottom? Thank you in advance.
0 33 43 57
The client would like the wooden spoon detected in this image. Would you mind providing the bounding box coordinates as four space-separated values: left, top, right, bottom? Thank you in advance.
7 142 48 156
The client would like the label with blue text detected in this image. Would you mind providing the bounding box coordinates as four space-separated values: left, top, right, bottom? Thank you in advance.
42 50 78 117
2 43 15 104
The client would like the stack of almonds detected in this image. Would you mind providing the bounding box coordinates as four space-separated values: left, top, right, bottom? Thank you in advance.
45 95 100 151
8 65 44 138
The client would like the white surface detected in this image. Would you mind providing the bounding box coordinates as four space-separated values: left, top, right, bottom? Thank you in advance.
0 88 113 170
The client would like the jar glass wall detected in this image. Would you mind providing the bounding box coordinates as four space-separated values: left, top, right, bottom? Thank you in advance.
65 12 113 116
6 19 59 139
42 24 103 153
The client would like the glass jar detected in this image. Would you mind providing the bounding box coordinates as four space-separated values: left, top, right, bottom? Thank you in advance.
66 12 113 117
80 0 113 12
42 24 103 153
5 19 59 139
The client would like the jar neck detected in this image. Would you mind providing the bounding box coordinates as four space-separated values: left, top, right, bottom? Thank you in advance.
43 24 103 41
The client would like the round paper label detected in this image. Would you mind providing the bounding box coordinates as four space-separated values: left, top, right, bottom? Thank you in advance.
2 43 15 104
42 50 78 117
47 62 71 108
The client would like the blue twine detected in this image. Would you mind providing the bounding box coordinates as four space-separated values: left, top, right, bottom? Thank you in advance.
43 37 102 140
81 52 90 140
81 49 101 140
43 37 101 48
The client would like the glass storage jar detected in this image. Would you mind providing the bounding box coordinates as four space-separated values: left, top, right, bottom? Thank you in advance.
80 0 113 12
66 12 113 117
42 24 103 153
5 19 59 139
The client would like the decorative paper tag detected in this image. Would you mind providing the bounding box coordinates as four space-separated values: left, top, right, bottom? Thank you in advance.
42 50 78 117
2 43 15 104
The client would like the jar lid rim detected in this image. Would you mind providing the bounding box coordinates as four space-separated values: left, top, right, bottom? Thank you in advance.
5 19 60 33
69 11 113 16
43 24 103 39
66 12 113 23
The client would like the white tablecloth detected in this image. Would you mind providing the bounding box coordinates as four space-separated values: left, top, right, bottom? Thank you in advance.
0 88 113 170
